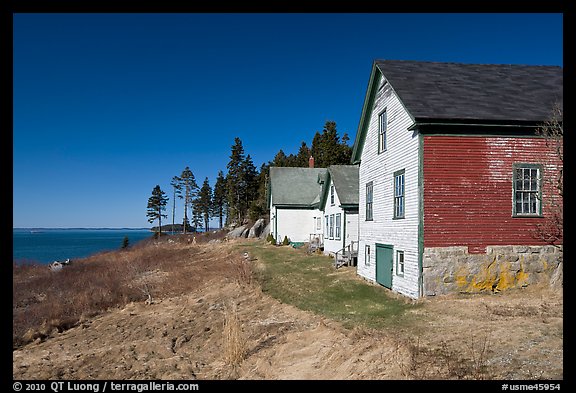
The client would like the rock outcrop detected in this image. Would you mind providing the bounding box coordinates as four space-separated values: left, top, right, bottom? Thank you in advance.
248 218 266 238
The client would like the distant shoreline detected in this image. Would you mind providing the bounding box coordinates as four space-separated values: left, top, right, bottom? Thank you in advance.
13 228 152 231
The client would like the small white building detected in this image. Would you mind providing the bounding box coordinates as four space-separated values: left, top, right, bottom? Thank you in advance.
318 165 359 266
268 166 326 244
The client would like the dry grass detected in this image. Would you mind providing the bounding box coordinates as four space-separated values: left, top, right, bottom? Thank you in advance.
222 301 246 372
13 230 229 349
394 333 493 380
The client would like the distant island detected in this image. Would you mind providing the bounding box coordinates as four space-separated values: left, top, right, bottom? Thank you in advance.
149 224 201 233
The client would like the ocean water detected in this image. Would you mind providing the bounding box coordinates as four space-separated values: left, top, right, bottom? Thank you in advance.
12 228 155 264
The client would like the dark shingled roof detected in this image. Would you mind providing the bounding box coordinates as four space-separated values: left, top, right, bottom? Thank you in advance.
375 60 563 123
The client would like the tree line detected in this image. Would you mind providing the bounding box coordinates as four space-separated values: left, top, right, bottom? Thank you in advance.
146 120 353 234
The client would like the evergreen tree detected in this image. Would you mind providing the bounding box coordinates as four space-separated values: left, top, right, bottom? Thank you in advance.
191 199 203 231
272 149 288 167
121 236 130 249
226 137 247 223
170 175 182 234
179 166 198 234
197 177 213 231
249 162 270 220
242 154 258 216
146 185 168 236
310 121 352 167
295 141 312 167
212 170 227 229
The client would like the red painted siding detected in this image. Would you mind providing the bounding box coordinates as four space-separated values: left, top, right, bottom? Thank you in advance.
423 135 562 253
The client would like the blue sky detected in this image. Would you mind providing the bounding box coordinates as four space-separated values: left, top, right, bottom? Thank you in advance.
12 13 563 228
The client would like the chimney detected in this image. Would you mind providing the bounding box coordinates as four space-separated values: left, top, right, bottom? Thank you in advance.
309 156 315 168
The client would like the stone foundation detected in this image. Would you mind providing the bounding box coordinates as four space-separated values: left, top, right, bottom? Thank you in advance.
422 245 563 296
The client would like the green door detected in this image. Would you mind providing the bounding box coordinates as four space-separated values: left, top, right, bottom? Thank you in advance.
376 244 393 289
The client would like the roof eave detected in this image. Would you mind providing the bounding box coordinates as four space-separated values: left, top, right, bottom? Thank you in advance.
351 62 379 165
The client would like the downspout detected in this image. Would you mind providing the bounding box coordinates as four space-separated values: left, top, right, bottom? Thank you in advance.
418 133 424 298
343 210 347 251
274 206 278 243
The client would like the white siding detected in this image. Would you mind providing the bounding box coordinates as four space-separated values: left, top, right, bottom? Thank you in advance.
272 207 321 243
345 213 359 245
323 180 344 255
356 74 421 299
322 177 359 255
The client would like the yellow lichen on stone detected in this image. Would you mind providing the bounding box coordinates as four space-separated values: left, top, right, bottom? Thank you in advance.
515 268 529 286
467 259 499 292
495 263 515 291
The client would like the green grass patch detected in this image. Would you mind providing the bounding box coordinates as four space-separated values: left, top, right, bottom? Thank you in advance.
236 241 421 330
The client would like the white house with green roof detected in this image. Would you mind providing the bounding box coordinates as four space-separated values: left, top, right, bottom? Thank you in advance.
318 165 359 265
268 167 327 244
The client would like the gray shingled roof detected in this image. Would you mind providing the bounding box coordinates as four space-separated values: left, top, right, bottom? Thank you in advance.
324 165 359 207
375 60 563 123
269 167 327 207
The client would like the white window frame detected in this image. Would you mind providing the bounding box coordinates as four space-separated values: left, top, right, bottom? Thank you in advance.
396 250 404 277
513 164 542 217
366 182 373 221
330 185 335 206
335 213 341 240
394 170 405 219
329 214 334 239
378 109 387 153
365 244 371 266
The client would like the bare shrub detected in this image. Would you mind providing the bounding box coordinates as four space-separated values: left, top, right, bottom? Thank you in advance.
393 334 493 380
230 255 254 287
222 301 246 373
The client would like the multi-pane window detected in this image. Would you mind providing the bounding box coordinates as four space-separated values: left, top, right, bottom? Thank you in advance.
378 110 387 153
514 164 542 216
329 214 334 239
330 185 335 205
366 182 373 221
394 170 405 219
316 217 321 231
396 250 404 276
365 245 371 266
335 213 341 240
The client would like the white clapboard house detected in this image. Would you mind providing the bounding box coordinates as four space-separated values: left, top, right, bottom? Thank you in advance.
318 165 359 267
268 166 326 244
351 59 563 299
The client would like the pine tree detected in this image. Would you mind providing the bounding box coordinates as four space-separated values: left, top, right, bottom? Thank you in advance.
242 154 258 218
197 177 213 231
212 170 227 229
310 121 351 167
179 166 198 234
272 149 288 167
295 141 311 167
191 199 202 231
170 175 182 234
249 162 270 220
226 137 247 223
147 185 168 237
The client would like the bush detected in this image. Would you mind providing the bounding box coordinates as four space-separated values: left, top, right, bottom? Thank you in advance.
266 233 276 244
282 236 290 246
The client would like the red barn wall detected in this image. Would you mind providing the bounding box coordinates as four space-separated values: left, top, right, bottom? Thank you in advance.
423 135 562 253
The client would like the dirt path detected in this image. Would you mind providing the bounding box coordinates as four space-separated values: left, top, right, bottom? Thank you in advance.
12 241 563 380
